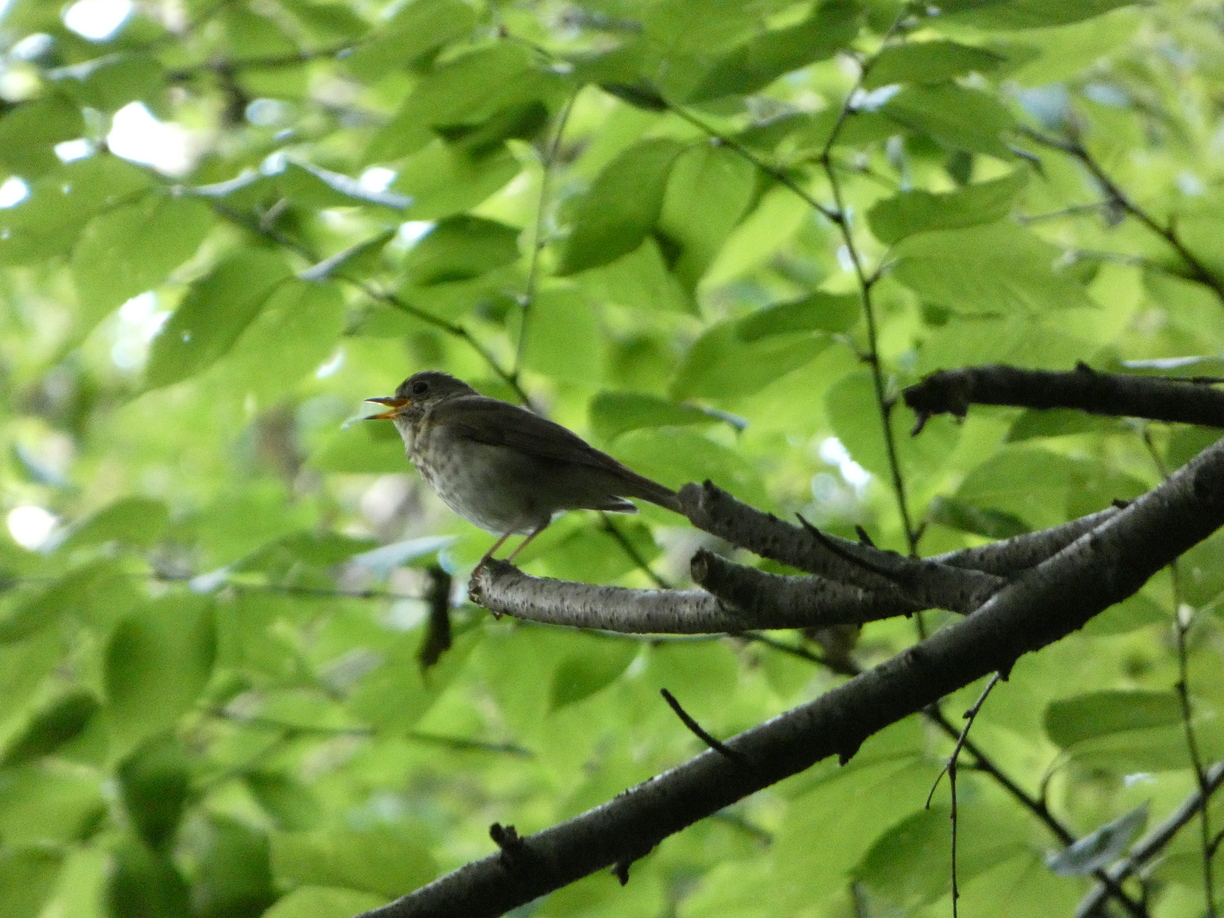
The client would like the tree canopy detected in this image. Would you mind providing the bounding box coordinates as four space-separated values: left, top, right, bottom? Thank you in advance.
2 1 1224 917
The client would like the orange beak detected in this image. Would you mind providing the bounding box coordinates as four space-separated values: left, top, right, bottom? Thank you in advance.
364 396 410 420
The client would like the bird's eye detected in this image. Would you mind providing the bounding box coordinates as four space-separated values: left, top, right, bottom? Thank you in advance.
411 380 429 396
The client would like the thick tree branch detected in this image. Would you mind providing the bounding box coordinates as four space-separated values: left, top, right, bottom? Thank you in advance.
359 435 1224 918
472 496 1125 632
690 549 919 625
904 364 1224 432
934 508 1118 575
679 481 1003 610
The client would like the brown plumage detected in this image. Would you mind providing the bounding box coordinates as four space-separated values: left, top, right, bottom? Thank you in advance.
366 371 680 567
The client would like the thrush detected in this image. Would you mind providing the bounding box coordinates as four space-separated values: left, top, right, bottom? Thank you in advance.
366 371 681 569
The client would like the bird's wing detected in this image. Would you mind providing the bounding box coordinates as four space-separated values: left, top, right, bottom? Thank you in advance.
440 396 681 511
442 397 627 472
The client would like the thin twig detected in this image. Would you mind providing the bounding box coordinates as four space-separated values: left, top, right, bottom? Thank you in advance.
513 92 576 378
600 514 672 590
927 674 1002 918
1020 126 1224 302
660 688 745 761
666 106 837 222
1144 430 1218 916
206 199 533 405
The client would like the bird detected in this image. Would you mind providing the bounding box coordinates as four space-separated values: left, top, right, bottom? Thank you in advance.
365 371 681 571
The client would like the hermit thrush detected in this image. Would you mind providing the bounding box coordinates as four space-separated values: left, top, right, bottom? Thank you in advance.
366 371 681 568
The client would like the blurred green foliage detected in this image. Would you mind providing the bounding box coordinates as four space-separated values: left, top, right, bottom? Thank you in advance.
1 0 1223 916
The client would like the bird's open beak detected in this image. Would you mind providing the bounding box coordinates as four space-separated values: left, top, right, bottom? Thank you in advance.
364 396 410 420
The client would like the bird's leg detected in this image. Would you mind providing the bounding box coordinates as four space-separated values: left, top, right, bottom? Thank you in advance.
504 521 549 563
473 530 516 579
469 521 550 616
472 519 549 578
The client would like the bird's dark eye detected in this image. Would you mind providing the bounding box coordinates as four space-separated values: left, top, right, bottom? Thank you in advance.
411 380 429 396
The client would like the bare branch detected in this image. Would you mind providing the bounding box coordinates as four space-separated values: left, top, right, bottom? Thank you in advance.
681 481 1004 612
904 364 1224 432
359 434 1224 918
692 548 920 626
469 562 743 633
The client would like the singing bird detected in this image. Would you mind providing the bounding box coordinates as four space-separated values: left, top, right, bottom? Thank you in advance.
366 372 680 568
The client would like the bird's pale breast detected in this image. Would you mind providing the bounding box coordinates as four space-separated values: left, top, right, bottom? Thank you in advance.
410 412 548 534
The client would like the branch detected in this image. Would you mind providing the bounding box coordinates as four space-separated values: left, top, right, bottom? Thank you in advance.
934 509 1118 576
469 563 740 633
1021 127 1224 301
691 549 919 625
358 434 1224 918
904 364 1224 433
681 481 1004 610
1075 761 1224 918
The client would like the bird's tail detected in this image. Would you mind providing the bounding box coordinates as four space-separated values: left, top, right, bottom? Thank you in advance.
623 472 683 515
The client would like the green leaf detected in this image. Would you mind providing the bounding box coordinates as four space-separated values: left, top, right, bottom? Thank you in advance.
703 186 811 286
867 171 1028 244
892 223 1095 313
118 733 190 851
658 143 758 291
366 42 564 162
558 138 686 275
245 772 322 832
519 284 602 383
300 231 396 282
271 829 436 898
275 160 411 211
1044 691 1182 747
0 559 130 644
145 249 293 390
589 392 744 441
550 640 637 709
435 101 551 156
736 292 860 340
391 140 522 220
0 156 152 265
852 807 950 905
0 96 84 175
573 238 694 312
671 321 828 400
865 40 1008 89
220 6 296 60
104 597 216 749
0 765 105 845
880 84 1014 157
402 215 521 286
954 447 1080 530
108 839 191 918
612 429 768 509
686 0 862 102
928 496 1029 539
343 0 477 78
209 279 347 402
262 887 387 918
1 690 100 767
1006 408 1122 441
0 847 62 918
62 496 169 550
52 53 166 112
193 816 277 918
825 371 891 478
308 421 409 474
1046 803 1148 876
1080 591 1165 636
71 194 213 332
934 0 1138 30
